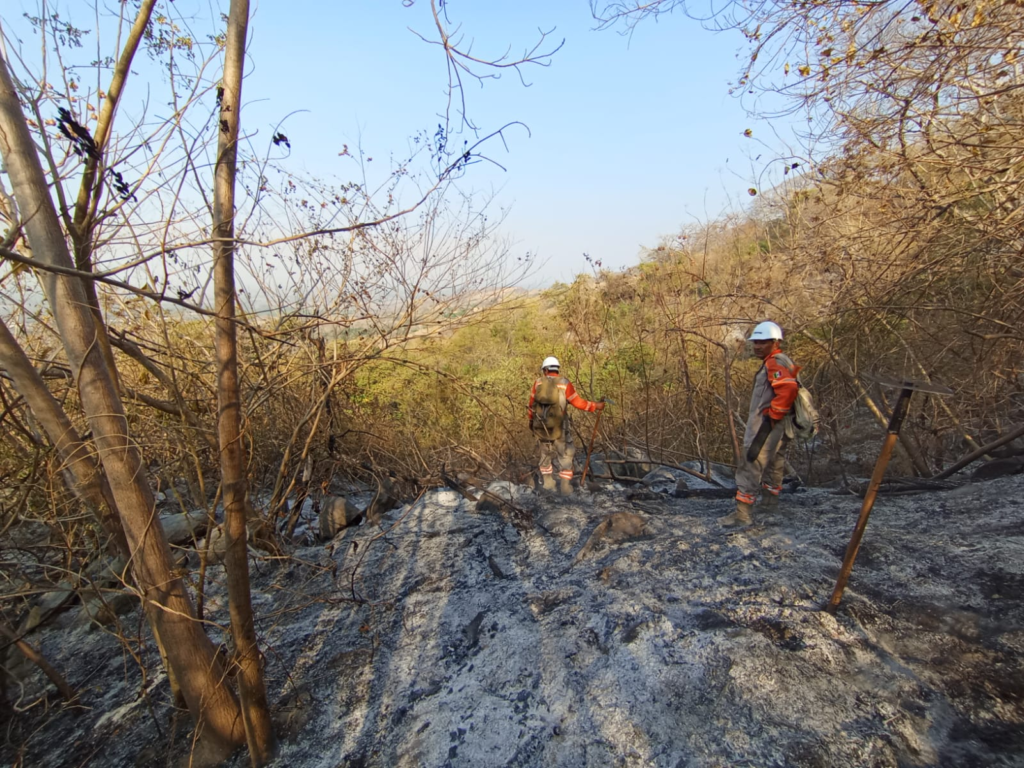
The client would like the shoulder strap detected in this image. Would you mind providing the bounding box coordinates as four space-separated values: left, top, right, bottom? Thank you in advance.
769 352 800 377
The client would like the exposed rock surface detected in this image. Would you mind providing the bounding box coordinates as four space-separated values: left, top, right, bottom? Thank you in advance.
319 477 402 540
159 509 207 545
318 495 363 540
5 475 1024 767
972 456 1024 481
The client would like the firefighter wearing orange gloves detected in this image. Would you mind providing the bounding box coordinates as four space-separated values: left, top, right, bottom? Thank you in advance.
528 356 605 495
720 322 800 527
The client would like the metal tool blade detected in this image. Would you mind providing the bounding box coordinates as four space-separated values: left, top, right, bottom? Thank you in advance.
864 374 954 397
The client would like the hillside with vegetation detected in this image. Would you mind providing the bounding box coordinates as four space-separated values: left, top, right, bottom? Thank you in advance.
0 0 1022 765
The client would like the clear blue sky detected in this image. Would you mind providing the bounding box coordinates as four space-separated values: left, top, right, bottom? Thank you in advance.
4 0 778 286
238 1 767 285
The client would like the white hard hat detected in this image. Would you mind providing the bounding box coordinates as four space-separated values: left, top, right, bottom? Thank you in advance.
541 356 560 371
748 321 783 341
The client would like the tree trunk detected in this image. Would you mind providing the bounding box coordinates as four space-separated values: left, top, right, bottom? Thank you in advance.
68 0 160 398
0 317 128 556
0 319 184 706
932 422 1024 480
721 352 742 467
0 620 75 702
0 52 245 761
213 1 276 764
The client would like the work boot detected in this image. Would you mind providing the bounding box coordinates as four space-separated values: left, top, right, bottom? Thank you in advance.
541 474 556 492
758 494 779 512
719 501 753 527
558 477 574 496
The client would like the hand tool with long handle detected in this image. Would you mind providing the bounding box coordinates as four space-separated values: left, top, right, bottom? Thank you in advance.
826 377 952 612
745 415 776 463
581 398 612 487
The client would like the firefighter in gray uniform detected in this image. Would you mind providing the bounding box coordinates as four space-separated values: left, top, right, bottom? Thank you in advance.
720 322 800 527
528 357 604 495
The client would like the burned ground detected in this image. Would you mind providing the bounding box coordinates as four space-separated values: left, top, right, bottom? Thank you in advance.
3 473 1024 767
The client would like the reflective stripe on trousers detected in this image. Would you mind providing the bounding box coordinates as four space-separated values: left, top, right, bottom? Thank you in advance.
538 436 575 480
735 490 757 505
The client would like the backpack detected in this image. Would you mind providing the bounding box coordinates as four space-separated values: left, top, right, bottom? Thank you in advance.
792 384 820 442
531 377 565 440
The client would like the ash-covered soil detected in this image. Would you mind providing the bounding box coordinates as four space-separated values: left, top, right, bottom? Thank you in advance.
5 473 1024 768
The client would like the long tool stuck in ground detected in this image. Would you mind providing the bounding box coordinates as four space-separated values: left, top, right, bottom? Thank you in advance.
826 378 954 612
581 398 612 487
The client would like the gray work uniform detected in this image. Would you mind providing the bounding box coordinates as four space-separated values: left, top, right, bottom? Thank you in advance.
735 352 798 504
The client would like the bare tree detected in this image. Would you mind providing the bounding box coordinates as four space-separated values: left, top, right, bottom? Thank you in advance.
0 0 561 760
212 0 275 762
591 0 1024 471
0 314 126 555
0 47 246 760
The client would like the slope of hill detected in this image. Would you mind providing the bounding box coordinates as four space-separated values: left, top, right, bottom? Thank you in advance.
6 472 1024 767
